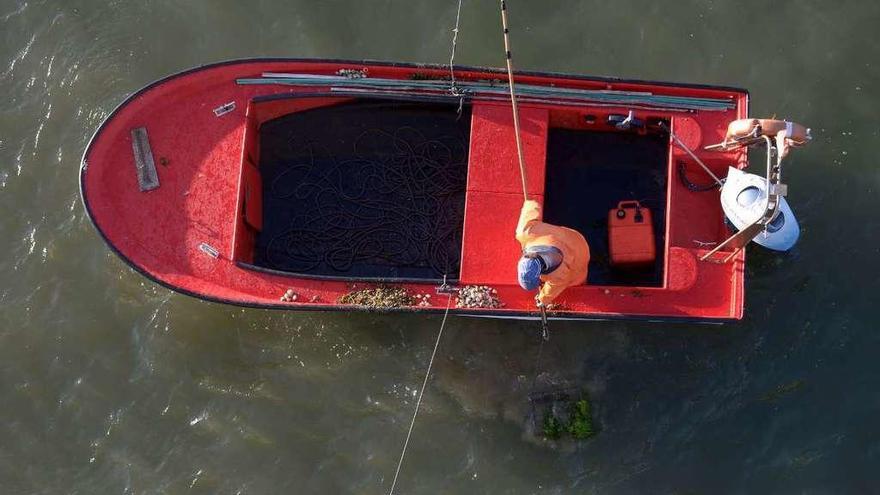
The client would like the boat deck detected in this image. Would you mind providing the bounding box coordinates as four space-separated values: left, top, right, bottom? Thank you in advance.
80 59 749 321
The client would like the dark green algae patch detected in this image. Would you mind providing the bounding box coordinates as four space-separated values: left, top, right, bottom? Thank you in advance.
540 396 596 441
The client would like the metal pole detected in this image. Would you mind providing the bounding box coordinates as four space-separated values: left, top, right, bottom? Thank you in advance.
659 121 723 186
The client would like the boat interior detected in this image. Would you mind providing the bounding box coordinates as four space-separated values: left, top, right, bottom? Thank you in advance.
233 94 693 289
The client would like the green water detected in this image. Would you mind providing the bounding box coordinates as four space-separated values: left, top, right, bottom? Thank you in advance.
1 1 879 493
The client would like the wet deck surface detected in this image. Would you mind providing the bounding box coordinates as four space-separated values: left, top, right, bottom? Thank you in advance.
254 100 471 280
543 129 668 286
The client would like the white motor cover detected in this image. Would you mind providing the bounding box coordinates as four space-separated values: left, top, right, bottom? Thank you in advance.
720 167 800 251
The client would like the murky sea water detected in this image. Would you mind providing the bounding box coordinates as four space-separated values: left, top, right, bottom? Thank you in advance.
2 1 879 493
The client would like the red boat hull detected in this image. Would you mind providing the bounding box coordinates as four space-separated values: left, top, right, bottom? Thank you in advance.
81 58 749 322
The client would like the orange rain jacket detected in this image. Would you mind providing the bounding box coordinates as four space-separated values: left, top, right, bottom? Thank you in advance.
515 200 590 305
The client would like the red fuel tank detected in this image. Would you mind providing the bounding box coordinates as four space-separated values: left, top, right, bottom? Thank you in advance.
608 201 656 266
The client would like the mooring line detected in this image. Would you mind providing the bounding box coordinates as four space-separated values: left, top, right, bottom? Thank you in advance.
529 321 548 390
388 293 453 495
449 0 464 95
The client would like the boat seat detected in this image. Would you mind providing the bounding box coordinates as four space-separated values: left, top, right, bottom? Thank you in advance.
459 104 549 285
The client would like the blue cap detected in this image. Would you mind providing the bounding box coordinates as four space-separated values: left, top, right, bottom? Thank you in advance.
518 256 542 290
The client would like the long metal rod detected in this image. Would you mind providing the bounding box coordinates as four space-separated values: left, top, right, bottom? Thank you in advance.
242 76 736 111
500 0 529 201
660 121 723 186
327 87 694 113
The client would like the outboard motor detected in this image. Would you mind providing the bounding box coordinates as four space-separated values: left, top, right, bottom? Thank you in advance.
700 119 810 263
720 167 800 251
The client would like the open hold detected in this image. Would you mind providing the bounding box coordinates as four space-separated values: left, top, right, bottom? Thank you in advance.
543 128 668 287
254 100 471 281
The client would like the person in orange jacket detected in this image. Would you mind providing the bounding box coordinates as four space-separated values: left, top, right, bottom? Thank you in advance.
515 199 590 307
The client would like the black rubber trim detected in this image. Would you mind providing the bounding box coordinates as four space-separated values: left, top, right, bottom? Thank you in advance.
237 261 460 286
250 91 466 106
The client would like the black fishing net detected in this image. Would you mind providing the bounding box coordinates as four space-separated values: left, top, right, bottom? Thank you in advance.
254 100 470 280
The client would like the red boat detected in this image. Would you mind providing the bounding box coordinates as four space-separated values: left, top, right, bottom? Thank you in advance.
81 58 757 322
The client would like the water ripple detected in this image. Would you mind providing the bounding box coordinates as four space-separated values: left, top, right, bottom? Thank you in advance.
1 1 28 22
0 1 878 493
0 33 34 81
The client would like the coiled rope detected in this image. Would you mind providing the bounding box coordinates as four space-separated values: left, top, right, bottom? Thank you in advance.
262 125 467 277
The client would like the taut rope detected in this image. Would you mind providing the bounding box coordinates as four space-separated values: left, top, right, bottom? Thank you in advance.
388 293 453 495
388 6 466 492
449 0 464 96
500 0 529 201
